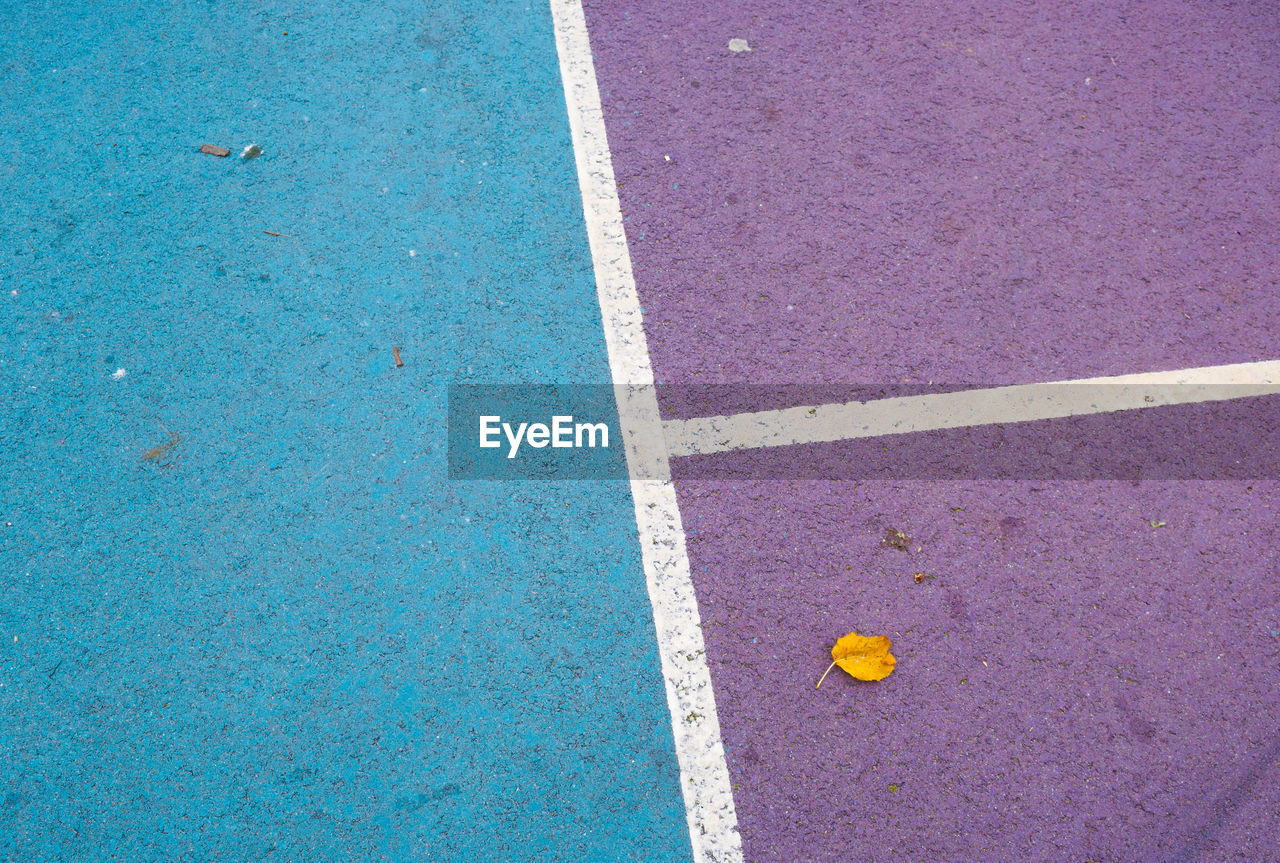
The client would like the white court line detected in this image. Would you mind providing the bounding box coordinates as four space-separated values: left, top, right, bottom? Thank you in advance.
664 360 1280 457
549 2 744 862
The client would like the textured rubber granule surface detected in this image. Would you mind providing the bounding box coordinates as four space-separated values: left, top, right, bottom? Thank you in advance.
0 2 690 860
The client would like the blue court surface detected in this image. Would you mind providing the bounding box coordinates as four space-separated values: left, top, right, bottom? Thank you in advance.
1 2 689 860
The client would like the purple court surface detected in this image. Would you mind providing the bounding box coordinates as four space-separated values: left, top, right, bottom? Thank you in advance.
582 1 1279 861
586 0 1279 388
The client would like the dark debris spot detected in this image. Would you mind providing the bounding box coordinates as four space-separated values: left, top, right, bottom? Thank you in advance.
882 527 910 551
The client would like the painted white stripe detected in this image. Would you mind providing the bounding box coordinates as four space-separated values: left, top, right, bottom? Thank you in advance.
549 3 744 861
664 360 1280 457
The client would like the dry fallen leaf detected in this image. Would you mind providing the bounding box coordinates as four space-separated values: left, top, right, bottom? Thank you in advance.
816 631 896 688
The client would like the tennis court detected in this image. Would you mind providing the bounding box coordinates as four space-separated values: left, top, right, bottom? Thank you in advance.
3 1 1278 861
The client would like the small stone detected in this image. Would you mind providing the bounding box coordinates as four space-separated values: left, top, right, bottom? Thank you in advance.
199 144 231 157
241 144 263 160
728 38 752 53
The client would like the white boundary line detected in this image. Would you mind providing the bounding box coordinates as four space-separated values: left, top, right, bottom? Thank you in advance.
549 2 744 861
665 361 1280 457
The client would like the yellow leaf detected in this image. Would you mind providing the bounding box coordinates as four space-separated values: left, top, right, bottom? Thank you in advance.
816 631 895 688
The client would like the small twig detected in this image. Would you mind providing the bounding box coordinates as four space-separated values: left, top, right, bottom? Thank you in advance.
143 434 181 462
393 346 404 368
262 230 294 238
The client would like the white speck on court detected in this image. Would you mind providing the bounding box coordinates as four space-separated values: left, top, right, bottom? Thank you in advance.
111 368 127 380
728 38 751 53
409 249 417 257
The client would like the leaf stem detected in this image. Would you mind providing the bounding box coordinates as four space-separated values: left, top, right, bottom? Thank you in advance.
815 660 836 689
